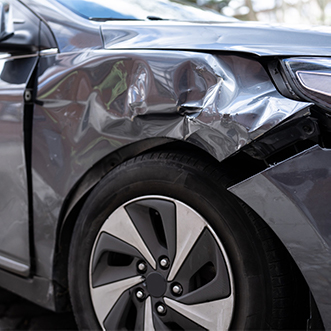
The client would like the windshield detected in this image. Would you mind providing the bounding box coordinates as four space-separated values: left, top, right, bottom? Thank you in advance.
55 0 233 22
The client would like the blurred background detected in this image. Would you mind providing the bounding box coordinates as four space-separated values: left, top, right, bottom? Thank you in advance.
187 0 331 25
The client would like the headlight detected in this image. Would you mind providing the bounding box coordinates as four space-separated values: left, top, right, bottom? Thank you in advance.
281 57 331 109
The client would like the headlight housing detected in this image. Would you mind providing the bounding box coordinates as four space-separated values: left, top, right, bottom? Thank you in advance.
279 57 331 110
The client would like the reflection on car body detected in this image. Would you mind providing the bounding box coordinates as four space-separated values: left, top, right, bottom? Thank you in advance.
0 0 330 329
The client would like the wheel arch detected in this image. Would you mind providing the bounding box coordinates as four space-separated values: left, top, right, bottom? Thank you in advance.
53 137 316 328
53 138 219 288
56 137 261 250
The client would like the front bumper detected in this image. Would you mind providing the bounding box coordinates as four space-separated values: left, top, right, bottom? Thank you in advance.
230 145 331 329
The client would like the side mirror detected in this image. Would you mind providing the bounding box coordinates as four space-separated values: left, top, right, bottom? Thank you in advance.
0 2 13 42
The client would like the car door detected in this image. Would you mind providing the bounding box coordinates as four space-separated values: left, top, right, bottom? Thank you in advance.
0 0 39 277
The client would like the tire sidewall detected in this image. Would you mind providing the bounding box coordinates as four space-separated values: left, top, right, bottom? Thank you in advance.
69 155 271 330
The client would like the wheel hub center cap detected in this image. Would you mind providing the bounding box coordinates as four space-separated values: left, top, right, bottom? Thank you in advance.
146 272 166 297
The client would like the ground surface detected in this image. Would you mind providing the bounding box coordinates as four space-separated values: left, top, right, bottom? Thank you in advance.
0 288 77 330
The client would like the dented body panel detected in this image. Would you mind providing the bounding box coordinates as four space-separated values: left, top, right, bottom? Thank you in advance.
31 50 311 279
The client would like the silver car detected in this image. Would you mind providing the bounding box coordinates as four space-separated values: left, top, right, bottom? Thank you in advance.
0 0 330 329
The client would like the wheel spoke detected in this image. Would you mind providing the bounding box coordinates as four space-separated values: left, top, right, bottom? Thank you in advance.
90 275 143 325
100 206 156 269
144 297 155 331
104 288 145 330
172 229 231 304
168 201 206 281
125 199 177 263
152 299 205 330
164 295 234 330
92 232 147 287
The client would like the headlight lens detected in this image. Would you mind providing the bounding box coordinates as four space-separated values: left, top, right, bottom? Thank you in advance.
282 57 331 109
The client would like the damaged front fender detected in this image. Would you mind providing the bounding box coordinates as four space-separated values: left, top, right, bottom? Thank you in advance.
32 49 311 280
36 50 311 161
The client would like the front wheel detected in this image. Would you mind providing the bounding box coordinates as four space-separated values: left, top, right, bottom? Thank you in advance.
69 152 296 330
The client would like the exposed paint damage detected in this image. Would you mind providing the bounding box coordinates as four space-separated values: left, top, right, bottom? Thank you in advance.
32 50 311 283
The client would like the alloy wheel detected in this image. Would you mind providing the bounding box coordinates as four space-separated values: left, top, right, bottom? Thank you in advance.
89 196 234 330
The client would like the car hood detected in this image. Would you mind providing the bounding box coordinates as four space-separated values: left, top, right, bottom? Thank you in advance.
102 21 331 57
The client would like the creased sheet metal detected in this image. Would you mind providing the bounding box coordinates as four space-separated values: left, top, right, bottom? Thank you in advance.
32 49 310 278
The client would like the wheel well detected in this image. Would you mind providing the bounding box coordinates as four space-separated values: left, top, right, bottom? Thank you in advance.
53 139 316 328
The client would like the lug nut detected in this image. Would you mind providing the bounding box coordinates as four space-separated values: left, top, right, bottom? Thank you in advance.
136 290 145 300
137 261 147 272
156 304 167 315
159 257 170 269
172 284 183 296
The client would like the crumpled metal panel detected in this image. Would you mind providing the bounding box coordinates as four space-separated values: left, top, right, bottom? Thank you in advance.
32 50 310 279
229 145 331 330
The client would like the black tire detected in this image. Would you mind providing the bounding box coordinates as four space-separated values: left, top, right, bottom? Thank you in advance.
69 152 296 330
